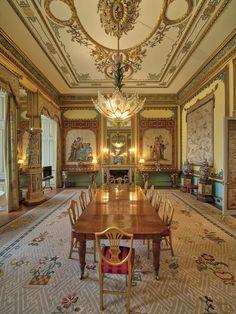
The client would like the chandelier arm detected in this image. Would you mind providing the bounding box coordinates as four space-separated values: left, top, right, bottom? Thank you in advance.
92 1 145 123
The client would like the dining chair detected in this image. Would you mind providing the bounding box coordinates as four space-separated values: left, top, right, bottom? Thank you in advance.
88 182 97 201
143 180 148 195
68 198 96 262
147 191 162 258
88 184 93 201
67 200 81 259
147 197 174 259
151 190 158 208
154 192 162 213
79 190 88 212
147 185 154 201
95 226 135 313
161 198 174 256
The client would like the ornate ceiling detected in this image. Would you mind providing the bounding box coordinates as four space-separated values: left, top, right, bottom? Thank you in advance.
0 0 235 95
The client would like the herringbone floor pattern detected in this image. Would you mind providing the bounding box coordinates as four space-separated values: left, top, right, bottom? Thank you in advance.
0 189 235 314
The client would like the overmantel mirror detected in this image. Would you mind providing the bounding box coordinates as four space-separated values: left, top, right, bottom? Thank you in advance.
105 119 133 165
103 118 136 184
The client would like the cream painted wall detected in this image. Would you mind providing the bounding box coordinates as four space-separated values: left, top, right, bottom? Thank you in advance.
228 60 234 116
181 79 225 173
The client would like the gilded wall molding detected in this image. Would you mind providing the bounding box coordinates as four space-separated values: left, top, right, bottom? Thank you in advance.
233 57 236 116
0 29 59 103
38 92 61 125
0 63 20 106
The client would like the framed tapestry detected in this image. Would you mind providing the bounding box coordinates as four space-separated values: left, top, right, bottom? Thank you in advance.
139 109 177 169
62 111 99 167
186 94 214 166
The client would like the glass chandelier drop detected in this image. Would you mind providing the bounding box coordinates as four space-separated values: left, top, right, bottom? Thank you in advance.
92 4 145 122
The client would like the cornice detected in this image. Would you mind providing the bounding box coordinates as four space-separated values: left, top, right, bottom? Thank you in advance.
0 28 59 103
59 93 178 105
178 30 236 102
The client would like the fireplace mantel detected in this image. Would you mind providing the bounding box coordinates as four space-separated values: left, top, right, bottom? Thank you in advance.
101 164 137 184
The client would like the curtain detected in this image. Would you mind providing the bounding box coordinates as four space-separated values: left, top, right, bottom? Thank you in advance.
4 94 19 211
56 122 62 187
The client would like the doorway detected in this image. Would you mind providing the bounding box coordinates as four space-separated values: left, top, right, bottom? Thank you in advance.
41 115 57 188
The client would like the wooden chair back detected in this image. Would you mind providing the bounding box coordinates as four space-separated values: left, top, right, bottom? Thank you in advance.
79 191 88 212
154 192 162 213
96 226 133 265
88 181 97 201
151 190 158 207
143 180 148 195
95 226 135 312
67 200 80 226
162 199 174 226
147 185 155 201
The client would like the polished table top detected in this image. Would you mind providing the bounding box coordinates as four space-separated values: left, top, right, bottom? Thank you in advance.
73 184 167 237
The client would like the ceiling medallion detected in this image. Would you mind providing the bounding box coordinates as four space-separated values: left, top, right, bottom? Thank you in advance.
97 0 141 37
45 0 194 81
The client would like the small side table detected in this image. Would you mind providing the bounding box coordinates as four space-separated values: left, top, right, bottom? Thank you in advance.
186 184 198 195
197 179 214 203
180 174 192 192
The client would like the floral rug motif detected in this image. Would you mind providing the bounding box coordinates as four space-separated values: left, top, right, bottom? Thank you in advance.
0 189 235 314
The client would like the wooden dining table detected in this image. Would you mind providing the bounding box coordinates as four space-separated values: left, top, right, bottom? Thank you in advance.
73 184 168 279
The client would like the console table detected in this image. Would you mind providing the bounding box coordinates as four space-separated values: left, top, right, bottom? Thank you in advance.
138 165 179 188
62 165 100 187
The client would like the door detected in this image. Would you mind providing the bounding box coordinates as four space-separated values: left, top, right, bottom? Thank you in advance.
41 115 57 187
224 117 236 215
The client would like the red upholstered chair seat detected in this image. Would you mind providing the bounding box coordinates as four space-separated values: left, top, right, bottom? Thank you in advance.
161 228 171 237
101 246 135 274
187 184 198 189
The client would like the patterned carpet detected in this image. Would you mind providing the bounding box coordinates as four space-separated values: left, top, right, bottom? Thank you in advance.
0 189 235 314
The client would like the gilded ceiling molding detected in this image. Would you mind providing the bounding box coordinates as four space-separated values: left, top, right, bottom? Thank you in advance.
44 0 193 79
0 30 59 103
178 32 236 102
157 0 229 86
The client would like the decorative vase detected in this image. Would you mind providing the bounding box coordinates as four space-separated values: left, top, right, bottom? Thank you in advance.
182 160 191 175
199 159 210 181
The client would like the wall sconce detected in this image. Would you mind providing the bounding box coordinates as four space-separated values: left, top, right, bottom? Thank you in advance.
92 157 98 164
128 148 135 163
139 158 145 169
103 148 109 164
18 159 24 169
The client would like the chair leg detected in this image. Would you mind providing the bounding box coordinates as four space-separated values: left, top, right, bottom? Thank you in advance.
69 236 75 259
126 271 132 313
99 270 104 311
147 239 151 259
169 235 174 256
93 240 96 263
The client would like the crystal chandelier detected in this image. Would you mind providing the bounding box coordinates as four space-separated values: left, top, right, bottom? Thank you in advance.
92 1 145 122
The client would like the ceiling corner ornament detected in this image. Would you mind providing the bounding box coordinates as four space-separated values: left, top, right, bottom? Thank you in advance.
97 0 141 37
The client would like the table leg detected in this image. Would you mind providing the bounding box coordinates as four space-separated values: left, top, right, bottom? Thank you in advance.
152 234 161 280
78 234 86 279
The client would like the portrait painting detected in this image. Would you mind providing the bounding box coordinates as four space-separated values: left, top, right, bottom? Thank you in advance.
142 128 172 165
66 129 96 164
